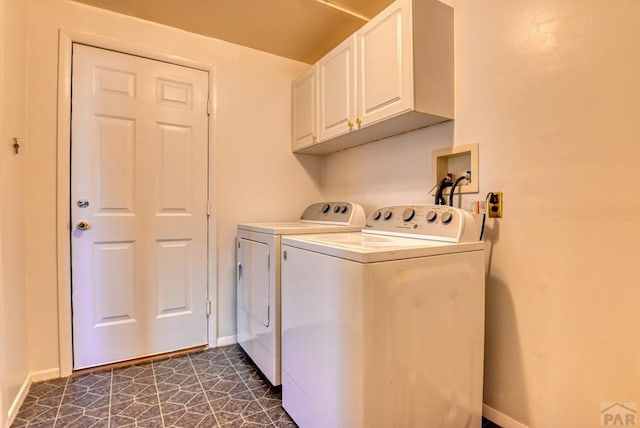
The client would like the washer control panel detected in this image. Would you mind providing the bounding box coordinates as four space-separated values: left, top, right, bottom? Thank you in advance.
299 202 364 225
364 205 475 242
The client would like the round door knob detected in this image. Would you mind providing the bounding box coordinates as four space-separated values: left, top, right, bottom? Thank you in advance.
77 220 92 231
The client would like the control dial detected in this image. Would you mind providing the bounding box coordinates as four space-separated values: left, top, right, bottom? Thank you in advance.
426 210 437 222
372 210 382 220
333 205 341 213
402 208 415 222
441 211 453 224
322 203 331 213
340 205 348 214
383 210 393 220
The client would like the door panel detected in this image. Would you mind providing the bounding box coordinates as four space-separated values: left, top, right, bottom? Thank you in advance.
157 78 193 107
71 43 209 369
96 116 135 211
95 66 136 98
239 239 270 328
157 124 192 211
156 240 191 317
93 241 136 326
318 35 356 141
358 0 412 125
291 66 318 150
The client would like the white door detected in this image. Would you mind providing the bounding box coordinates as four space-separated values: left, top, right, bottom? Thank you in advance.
291 65 318 151
237 238 270 329
358 0 412 126
318 35 357 141
71 44 209 369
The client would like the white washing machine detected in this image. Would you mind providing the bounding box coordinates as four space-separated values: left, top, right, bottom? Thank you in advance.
281 204 485 428
236 201 366 386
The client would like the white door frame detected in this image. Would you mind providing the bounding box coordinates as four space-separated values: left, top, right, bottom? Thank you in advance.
56 29 218 377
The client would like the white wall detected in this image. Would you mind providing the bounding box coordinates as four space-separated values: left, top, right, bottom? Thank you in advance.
0 0 29 425
24 0 322 373
0 1 6 420
321 122 455 212
322 0 640 427
19 0 640 426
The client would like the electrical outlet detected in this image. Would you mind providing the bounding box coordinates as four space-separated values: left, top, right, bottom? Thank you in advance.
487 192 503 218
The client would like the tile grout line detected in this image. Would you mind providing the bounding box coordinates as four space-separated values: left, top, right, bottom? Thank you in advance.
187 352 221 427
15 348 295 428
221 347 278 427
151 360 167 428
107 368 113 428
52 375 71 427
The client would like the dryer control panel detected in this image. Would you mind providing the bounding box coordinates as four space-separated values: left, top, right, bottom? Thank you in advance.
299 201 365 226
364 205 477 242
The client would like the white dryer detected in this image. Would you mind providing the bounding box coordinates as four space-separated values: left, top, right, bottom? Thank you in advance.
281 205 485 428
236 201 366 386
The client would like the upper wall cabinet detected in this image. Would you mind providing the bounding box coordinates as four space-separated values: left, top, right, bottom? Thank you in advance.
292 65 318 151
291 0 453 155
318 35 357 142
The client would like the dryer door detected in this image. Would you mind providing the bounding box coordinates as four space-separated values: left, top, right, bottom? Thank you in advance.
238 238 270 327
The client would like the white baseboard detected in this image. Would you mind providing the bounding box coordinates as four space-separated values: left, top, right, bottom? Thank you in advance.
30 368 60 383
216 335 237 347
483 404 529 428
6 375 31 428
5 368 60 428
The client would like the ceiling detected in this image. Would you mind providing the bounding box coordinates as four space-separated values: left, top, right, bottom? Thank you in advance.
71 0 395 64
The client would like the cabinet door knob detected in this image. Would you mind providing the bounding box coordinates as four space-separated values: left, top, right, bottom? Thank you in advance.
356 117 362 126
348 121 354 129
312 134 317 142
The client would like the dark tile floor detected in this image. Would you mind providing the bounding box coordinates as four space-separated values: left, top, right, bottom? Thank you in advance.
12 345 295 427
12 344 501 428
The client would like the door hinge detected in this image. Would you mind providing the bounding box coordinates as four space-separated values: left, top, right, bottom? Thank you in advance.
207 99 212 116
206 201 212 216
206 300 212 316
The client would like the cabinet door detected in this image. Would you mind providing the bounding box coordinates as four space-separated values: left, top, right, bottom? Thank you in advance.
318 35 357 141
358 0 412 127
292 65 318 151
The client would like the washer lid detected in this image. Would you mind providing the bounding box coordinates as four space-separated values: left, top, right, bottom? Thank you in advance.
282 232 484 263
237 201 366 235
238 222 363 235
